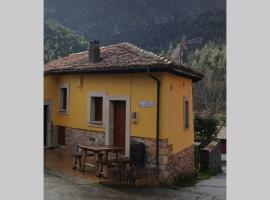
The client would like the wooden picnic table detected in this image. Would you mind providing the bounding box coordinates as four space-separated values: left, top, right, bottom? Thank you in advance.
78 144 123 173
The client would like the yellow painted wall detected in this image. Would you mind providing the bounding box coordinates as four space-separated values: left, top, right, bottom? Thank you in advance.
44 72 194 154
159 73 194 153
44 73 157 138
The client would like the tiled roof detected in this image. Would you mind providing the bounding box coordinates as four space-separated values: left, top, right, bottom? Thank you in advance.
44 42 203 82
216 126 226 140
202 141 219 152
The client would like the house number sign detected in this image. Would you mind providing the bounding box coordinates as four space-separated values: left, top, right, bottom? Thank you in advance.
138 100 155 107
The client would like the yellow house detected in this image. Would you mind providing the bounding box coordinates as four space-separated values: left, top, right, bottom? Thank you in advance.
44 41 203 182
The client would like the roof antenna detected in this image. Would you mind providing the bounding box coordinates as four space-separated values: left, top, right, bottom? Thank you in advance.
179 36 203 66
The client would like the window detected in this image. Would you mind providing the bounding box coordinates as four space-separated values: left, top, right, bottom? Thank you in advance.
90 96 103 123
183 96 189 129
59 84 69 113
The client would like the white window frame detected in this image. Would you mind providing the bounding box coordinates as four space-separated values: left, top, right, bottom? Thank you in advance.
58 84 69 114
88 92 106 127
183 96 190 129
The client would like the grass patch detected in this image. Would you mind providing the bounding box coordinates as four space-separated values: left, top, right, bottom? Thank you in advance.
88 182 103 188
168 170 214 189
196 171 212 181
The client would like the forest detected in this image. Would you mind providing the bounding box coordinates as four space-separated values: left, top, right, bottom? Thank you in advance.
44 0 226 142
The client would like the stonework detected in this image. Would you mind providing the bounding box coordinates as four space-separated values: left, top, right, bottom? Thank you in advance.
164 145 195 184
52 127 194 184
131 136 195 184
58 126 105 150
131 136 173 170
200 141 221 174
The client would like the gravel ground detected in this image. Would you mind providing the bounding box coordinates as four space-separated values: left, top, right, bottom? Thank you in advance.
44 169 226 200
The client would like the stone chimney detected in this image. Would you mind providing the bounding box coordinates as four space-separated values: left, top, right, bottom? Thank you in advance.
88 41 100 63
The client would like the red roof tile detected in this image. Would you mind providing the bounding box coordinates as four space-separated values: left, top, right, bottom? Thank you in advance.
44 42 203 82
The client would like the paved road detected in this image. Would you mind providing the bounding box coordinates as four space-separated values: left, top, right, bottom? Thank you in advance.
44 170 226 200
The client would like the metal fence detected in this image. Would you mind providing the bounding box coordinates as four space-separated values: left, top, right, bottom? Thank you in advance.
110 165 159 186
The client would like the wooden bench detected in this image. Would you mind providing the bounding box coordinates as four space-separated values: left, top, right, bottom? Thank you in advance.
72 152 95 170
81 152 104 172
96 160 118 178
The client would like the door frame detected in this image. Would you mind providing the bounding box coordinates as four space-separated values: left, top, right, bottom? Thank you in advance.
44 100 52 147
105 95 130 157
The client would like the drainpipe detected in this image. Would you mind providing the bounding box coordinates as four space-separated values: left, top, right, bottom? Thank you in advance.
147 69 160 170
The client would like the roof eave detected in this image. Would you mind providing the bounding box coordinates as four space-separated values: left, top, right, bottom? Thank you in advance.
169 67 203 82
44 65 203 82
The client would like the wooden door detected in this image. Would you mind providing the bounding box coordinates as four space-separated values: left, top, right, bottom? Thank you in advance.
113 101 126 154
58 126 65 145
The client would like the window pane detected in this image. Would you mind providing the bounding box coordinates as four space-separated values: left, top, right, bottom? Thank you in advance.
61 88 67 110
184 100 189 128
93 97 103 121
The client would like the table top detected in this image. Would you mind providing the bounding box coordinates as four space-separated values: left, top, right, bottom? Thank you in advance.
78 144 123 152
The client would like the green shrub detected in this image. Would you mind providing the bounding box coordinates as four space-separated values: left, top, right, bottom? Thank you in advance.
194 114 219 147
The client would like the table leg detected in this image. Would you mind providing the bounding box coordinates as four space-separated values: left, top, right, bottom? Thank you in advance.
95 155 100 176
105 151 108 160
78 156 81 170
95 152 103 177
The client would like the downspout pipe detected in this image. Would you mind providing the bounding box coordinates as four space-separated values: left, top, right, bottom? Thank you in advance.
147 69 160 170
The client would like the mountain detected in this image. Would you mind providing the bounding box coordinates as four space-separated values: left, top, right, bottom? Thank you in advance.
44 0 226 53
44 20 88 63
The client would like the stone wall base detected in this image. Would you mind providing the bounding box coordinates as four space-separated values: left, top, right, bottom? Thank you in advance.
131 136 195 184
53 126 105 150
131 136 173 170
163 145 195 184
52 126 194 184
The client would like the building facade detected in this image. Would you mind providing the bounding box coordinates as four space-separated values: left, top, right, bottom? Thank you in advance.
44 42 203 183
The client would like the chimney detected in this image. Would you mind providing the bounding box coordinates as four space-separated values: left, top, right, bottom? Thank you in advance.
88 40 100 63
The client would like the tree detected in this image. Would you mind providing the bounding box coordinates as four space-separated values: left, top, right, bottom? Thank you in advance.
194 114 219 147
44 20 88 63
165 40 226 118
190 41 226 117
166 42 174 58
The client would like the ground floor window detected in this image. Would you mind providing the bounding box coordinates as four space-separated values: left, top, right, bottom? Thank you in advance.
91 97 103 121
88 93 105 125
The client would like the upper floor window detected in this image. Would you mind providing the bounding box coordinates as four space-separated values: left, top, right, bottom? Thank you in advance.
59 84 69 113
183 96 189 129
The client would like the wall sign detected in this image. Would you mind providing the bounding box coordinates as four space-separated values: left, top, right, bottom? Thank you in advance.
138 100 155 107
